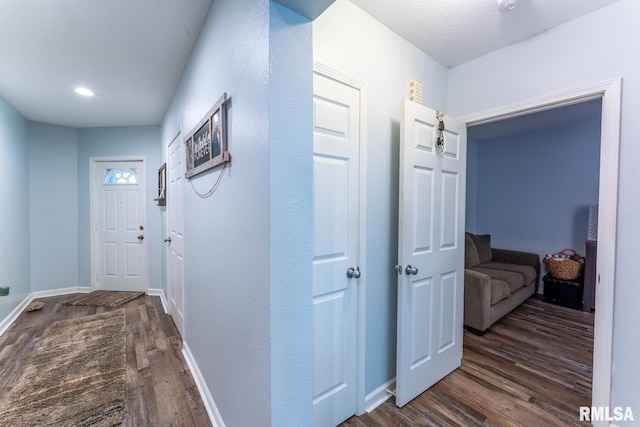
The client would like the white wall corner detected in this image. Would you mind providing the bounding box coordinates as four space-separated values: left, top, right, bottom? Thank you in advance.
147 288 168 314
365 378 396 413
182 341 225 427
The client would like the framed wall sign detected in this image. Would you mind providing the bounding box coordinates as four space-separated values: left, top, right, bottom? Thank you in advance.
155 163 166 206
185 92 230 178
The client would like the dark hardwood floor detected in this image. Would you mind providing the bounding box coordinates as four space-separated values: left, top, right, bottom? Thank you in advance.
0 294 212 427
1 295 594 426
343 298 594 426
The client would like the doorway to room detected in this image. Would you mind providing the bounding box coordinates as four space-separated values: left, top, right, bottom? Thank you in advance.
461 79 621 412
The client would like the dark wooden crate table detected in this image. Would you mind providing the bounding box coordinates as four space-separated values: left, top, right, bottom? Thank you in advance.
542 273 584 310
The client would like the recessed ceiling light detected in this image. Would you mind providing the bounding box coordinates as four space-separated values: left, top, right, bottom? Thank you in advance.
497 0 521 11
74 87 95 97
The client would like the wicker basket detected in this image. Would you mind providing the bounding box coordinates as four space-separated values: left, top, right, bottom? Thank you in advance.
543 249 585 280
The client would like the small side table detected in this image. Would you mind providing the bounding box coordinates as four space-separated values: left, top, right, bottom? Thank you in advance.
542 273 584 310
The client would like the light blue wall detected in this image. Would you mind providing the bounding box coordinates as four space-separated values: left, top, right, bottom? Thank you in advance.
269 3 314 425
160 0 273 425
27 122 79 291
471 120 600 281
76 126 162 288
314 0 449 395
0 96 30 319
447 0 639 411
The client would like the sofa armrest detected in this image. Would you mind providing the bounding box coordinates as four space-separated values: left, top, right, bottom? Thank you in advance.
464 269 492 332
491 248 540 280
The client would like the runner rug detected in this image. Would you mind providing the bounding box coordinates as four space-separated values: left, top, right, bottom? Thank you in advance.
64 290 145 307
0 309 127 426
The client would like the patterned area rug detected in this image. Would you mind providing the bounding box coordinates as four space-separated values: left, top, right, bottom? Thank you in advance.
0 310 127 426
64 290 145 307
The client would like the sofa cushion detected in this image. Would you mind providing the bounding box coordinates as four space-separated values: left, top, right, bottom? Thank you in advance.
480 262 537 285
469 233 492 263
465 233 480 268
469 266 526 294
490 279 511 305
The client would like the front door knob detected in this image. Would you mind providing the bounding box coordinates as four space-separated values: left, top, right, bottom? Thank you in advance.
138 235 144 241
405 265 418 275
347 267 361 279
164 237 172 243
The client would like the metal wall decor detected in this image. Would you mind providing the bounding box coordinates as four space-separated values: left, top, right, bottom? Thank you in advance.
155 163 166 206
185 93 230 178
436 111 445 157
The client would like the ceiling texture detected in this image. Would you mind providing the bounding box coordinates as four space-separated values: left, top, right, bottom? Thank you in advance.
0 0 620 128
0 0 212 128
348 0 620 68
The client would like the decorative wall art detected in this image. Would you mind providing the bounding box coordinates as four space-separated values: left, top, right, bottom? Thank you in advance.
155 163 166 206
185 93 230 178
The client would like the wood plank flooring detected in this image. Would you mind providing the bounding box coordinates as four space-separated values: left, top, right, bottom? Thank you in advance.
0 294 212 427
343 298 594 426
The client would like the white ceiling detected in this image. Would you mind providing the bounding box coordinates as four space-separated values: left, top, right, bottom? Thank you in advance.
0 0 212 128
0 0 620 128
348 0 621 68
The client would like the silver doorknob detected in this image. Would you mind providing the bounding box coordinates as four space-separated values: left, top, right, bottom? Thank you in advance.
138 235 144 241
347 267 361 279
164 237 172 243
405 265 418 275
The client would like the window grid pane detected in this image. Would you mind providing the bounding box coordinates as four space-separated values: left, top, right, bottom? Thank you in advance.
105 168 138 184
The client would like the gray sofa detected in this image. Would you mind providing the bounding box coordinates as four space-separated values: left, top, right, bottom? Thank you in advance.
464 232 540 334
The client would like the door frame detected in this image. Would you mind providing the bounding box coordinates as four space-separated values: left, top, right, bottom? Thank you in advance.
459 78 621 421
313 62 369 416
165 129 185 336
89 155 149 291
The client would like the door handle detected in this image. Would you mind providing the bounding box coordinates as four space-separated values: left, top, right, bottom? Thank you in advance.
138 235 144 241
346 267 361 279
164 237 172 243
405 265 418 275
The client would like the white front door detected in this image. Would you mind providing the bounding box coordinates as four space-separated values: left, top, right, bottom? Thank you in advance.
395 100 466 407
312 70 361 426
93 159 148 292
167 135 185 335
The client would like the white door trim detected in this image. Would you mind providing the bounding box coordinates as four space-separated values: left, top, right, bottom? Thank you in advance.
459 78 621 424
313 61 368 416
89 155 149 291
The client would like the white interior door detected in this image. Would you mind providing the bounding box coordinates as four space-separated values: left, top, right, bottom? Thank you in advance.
312 70 361 426
167 135 185 335
395 100 466 407
93 160 148 292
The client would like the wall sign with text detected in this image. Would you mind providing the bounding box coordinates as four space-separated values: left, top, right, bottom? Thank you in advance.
185 93 230 178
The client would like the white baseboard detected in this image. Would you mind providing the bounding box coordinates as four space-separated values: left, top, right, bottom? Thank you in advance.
147 288 168 314
0 287 92 337
0 293 34 337
33 286 91 298
182 341 224 427
365 377 396 413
